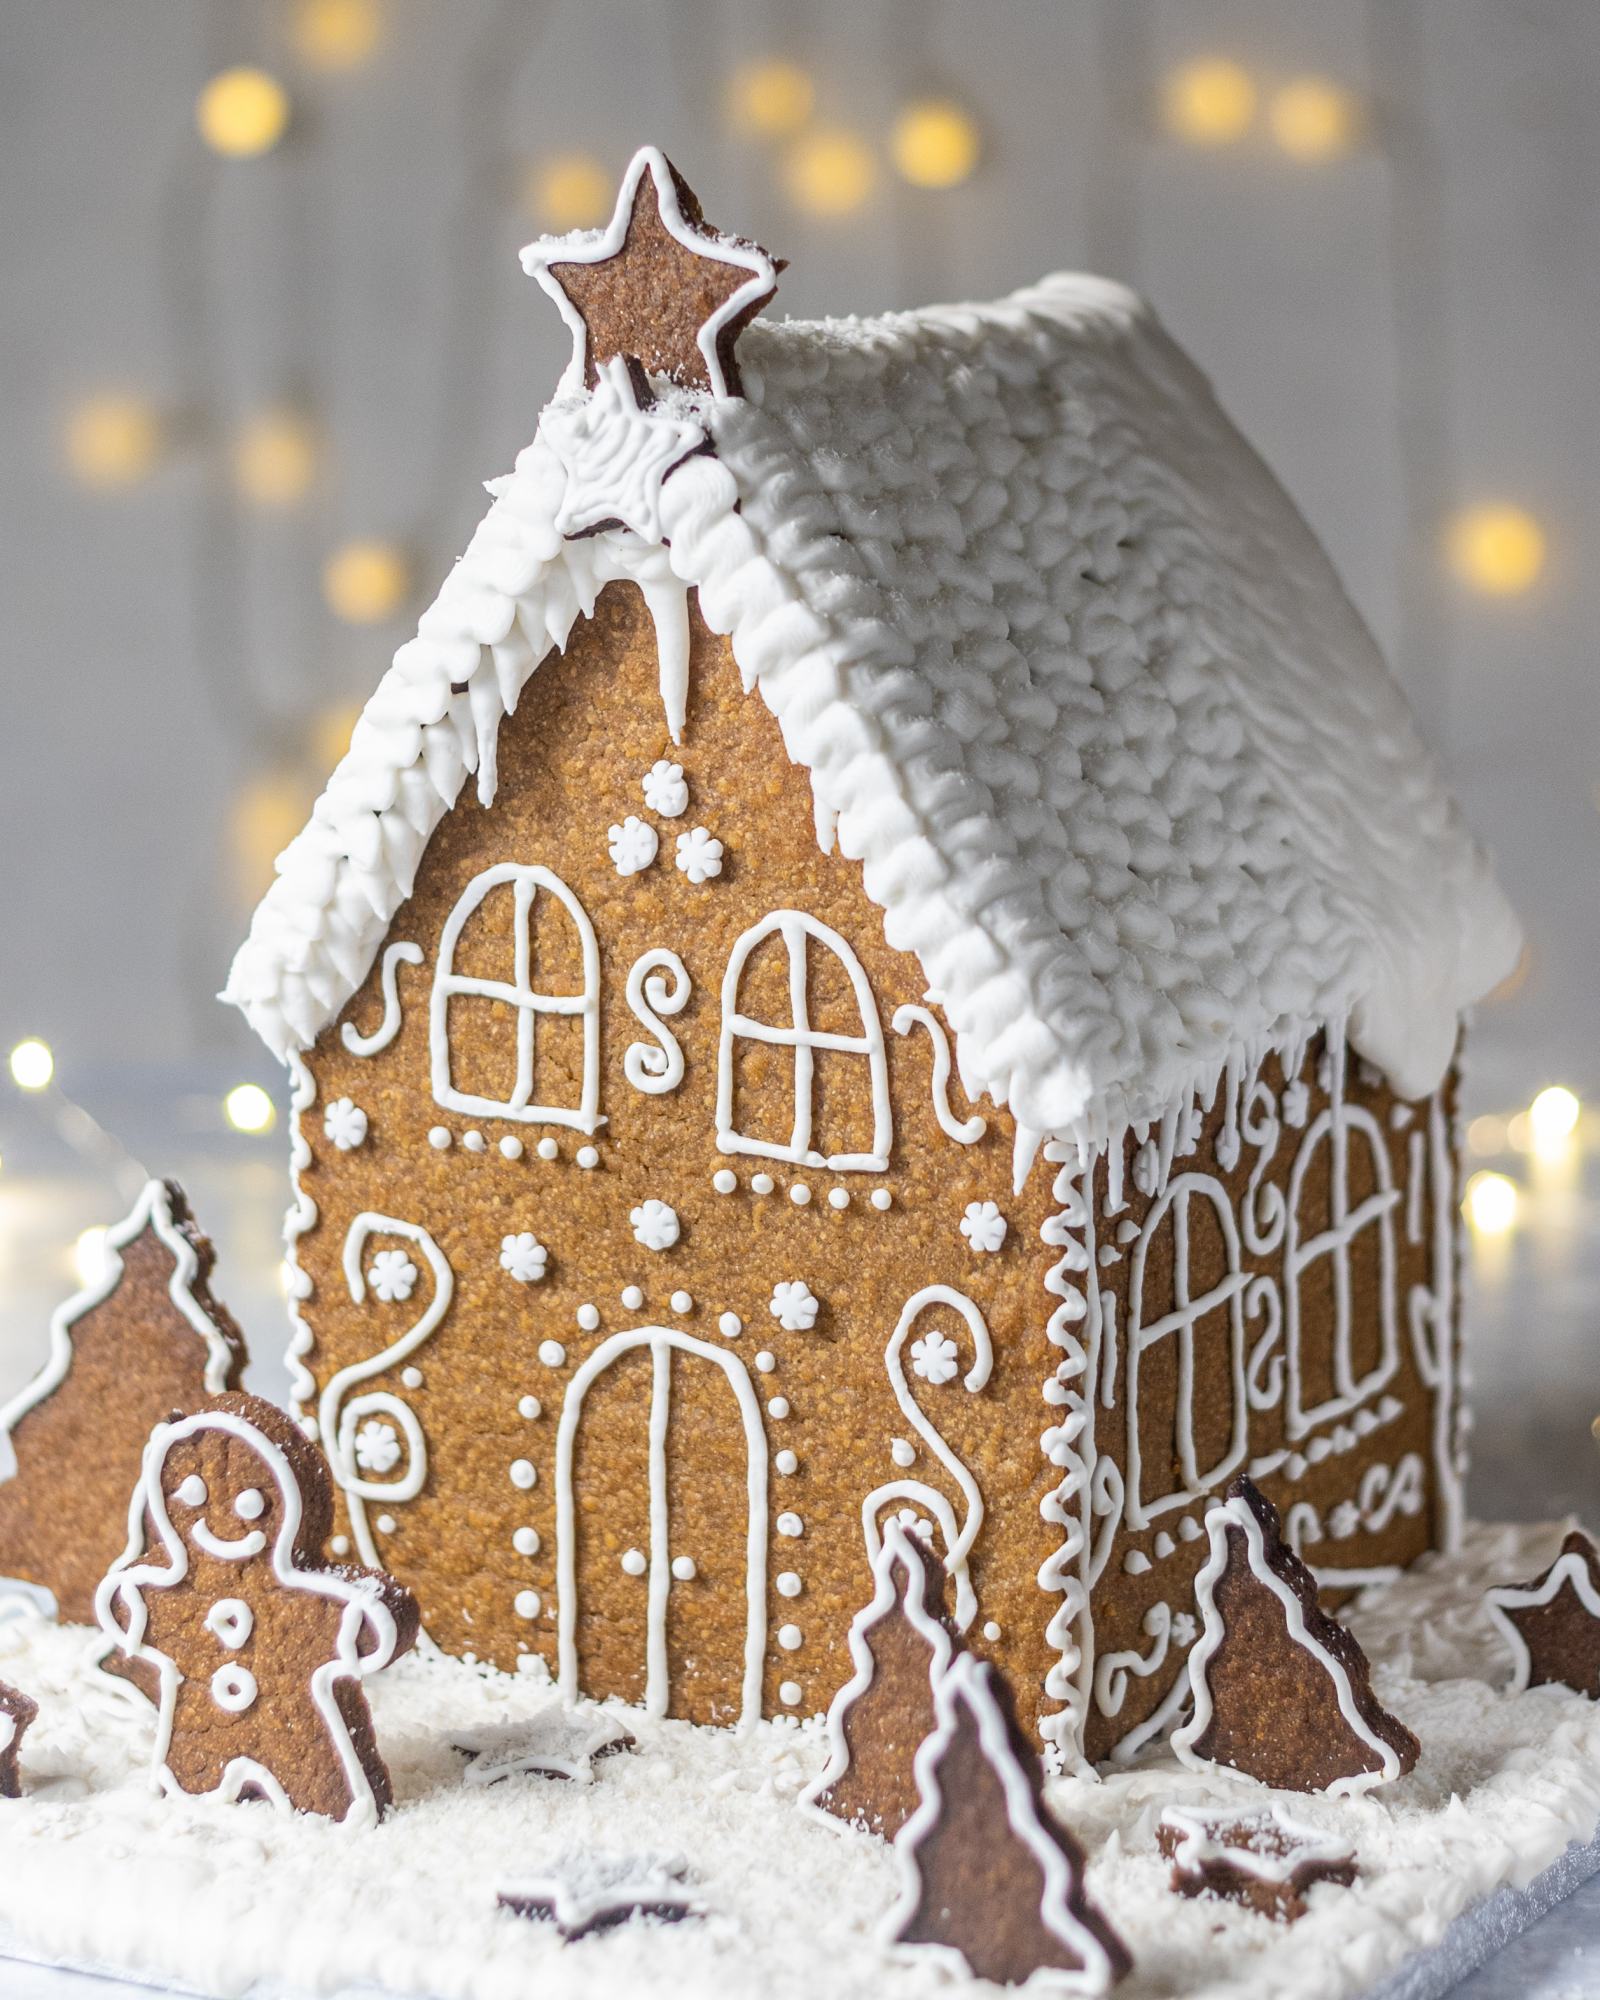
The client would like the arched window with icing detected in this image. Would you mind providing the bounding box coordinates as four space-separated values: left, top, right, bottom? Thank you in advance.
716 910 891 1172
1124 1174 1250 1527
428 862 600 1131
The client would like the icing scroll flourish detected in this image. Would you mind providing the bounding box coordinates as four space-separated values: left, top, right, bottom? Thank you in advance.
891 1004 986 1145
623 950 691 1095
341 942 424 1058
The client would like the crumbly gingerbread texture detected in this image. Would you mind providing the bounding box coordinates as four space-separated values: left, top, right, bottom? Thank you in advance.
1185 1478 1419 1793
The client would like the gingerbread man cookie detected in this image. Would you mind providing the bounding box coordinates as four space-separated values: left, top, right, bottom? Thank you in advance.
96 1392 418 1825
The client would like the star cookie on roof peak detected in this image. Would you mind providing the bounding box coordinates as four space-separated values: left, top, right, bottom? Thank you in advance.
521 146 780 400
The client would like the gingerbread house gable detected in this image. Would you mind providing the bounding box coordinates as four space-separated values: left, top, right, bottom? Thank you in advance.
224 149 1518 1769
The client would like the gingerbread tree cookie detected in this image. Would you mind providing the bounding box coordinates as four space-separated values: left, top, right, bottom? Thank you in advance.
1486 1529 1600 1696
884 1654 1129 1992
1157 1805 1356 1924
1171 1478 1419 1797
801 1519 956 1838
0 1683 38 1798
0 1180 248 1623
96 1391 418 1825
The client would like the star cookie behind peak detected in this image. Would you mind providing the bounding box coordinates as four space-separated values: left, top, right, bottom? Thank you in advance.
521 146 780 400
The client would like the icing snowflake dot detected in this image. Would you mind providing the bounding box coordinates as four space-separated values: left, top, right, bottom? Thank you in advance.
499 1136 523 1161
323 1097 368 1151
891 1437 916 1467
367 1249 418 1303
779 1681 802 1707
428 1126 451 1150
871 1188 892 1211
643 759 689 817
354 1419 402 1475
769 1281 819 1331
670 1555 696 1581
674 825 724 884
751 1173 775 1195
538 1340 567 1367
499 1232 549 1284
768 1395 791 1419
718 1311 742 1338
537 1137 560 1161
670 1290 693 1313
631 1200 680 1251
713 1169 737 1194
510 1459 537 1490
621 1284 645 1310
776 1571 802 1598
514 1590 541 1620
778 1624 803 1651
776 1512 803 1538
513 1526 540 1557
775 1449 798 1475
621 1548 647 1576
959 1200 1008 1253
608 814 659 877
911 1330 960 1385
576 1303 600 1331
518 1395 542 1419
576 1145 600 1171
1171 1611 1199 1646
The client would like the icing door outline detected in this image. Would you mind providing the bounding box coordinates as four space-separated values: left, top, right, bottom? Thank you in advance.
555 1328 769 1725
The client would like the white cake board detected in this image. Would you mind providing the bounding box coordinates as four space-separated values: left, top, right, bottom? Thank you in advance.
0 1522 1595 2000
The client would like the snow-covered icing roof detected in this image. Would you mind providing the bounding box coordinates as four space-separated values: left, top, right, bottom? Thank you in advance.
223 272 1519 1151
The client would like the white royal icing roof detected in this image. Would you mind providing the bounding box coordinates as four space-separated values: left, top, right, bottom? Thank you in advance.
223 272 1519 1149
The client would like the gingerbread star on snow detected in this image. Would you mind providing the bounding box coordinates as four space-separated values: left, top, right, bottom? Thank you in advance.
521 146 780 400
1486 1529 1600 1696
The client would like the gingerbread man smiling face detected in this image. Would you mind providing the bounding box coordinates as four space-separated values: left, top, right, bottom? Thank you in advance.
96 1391 417 1825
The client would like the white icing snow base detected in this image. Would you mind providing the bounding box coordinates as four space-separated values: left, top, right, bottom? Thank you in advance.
0 1522 1597 2000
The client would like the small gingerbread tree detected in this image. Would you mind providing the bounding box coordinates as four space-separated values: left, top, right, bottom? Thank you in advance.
801 1519 956 1838
0 1180 247 1623
1172 1477 1419 1797
885 1654 1130 1992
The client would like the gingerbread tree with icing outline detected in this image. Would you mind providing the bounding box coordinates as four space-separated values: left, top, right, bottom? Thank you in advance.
0 1179 247 1623
1172 1477 1419 1796
802 1518 957 1838
96 1390 418 1824
885 1653 1130 1993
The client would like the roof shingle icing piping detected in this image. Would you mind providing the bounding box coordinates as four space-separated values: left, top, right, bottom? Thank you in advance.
225 149 1520 1169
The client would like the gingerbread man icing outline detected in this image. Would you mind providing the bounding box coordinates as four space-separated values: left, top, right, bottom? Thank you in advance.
96 1400 412 1826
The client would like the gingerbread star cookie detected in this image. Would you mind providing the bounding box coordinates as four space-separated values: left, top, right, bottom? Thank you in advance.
498 1853 701 1941
1157 1805 1356 1923
456 1706 636 1787
1486 1528 1600 1696
521 146 779 398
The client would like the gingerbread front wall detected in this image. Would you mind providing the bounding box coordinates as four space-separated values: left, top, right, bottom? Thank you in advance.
294 581 1062 1730
290 580 1460 1757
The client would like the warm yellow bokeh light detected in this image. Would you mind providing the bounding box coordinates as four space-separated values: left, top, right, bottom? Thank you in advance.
1466 1113 1508 1157
233 410 318 507
727 59 816 140
1162 58 1257 145
291 0 382 72
232 775 309 897
313 703 364 769
1464 1170 1519 1237
224 1083 277 1135
526 153 613 232
1268 77 1360 162
64 396 162 491
8 1039 54 1092
1447 505 1547 597
784 128 877 217
73 1226 111 1290
890 99 982 189
197 68 292 160
323 540 409 624
1529 1085 1581 1159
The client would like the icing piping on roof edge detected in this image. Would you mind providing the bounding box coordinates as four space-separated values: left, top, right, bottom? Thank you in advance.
221 271 1520 1163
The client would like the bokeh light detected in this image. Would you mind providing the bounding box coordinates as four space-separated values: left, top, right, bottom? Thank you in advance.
232 410 318 507
890 99 982 189
323 540 409 624
1161 58 1257 146
196 68 291 160
1528 1085 1581 1160
1447 505 1546 596
8 1040 54 1092
727 59 815 140
1464 1170 1519 1237
291 0 383 72
224 1083 277 1135
1268 77 1360 162
783 128 877 216
64 396 162 491
73 1226 111 1289
232 775 309 899
526 153 613 231
313 704 364 769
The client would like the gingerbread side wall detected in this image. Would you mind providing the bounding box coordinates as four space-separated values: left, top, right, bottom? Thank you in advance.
289 581 1066 1728
1040 1040 1460 1765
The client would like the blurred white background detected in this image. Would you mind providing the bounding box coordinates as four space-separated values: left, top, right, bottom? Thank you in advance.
0 0 1594 1518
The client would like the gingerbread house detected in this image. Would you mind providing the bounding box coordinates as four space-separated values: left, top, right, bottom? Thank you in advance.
223 148 1519 1770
